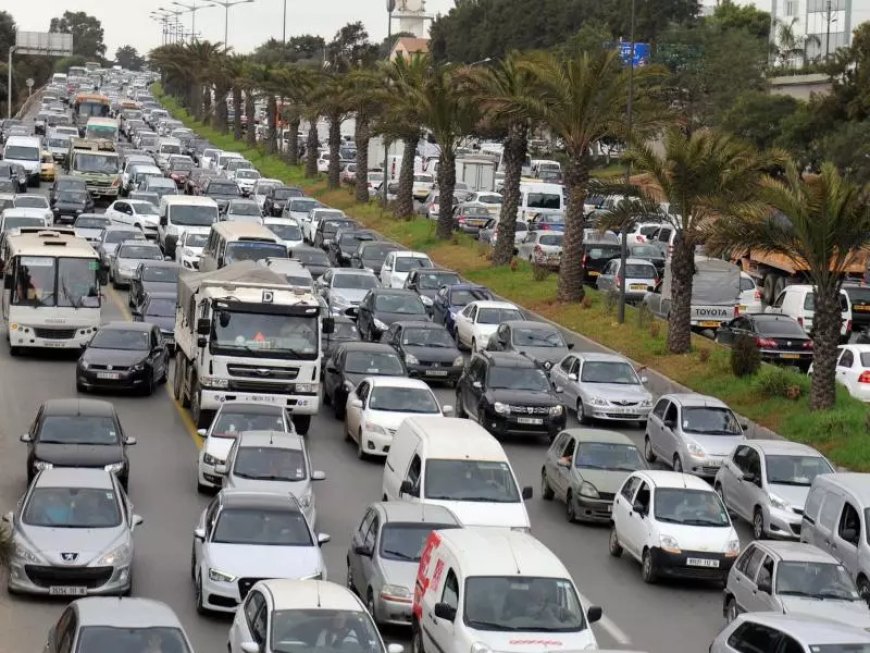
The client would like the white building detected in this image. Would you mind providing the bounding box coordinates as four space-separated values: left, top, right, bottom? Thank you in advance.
393 0 432 39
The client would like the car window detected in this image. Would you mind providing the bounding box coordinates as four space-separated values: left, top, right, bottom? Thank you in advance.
734 543 757 575
620 476 641 501
441 570 459 609
743 546 766 580
839 503 861 546
772 292 786 309
756 555 774 587
727 623 783 653
839 349 854 368
652 399 669 420
820 493 844 531
407 455 422 489
363 514 378 551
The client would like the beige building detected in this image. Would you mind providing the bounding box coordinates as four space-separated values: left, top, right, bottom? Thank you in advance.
390 36 430 61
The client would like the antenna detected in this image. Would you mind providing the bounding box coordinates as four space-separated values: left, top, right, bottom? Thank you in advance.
507 532 521 575
316 579 322 607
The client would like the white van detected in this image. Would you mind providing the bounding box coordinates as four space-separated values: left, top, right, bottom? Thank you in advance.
156 137 183 169
3 136 42 186
765 284 852 341
381 416 533 530
801 473 870 597
518 182 563 222
157 196 220 259
216 151 244 171
199 221 287 272
413 529 601 653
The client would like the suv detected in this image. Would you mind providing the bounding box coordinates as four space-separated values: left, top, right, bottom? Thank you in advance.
455 351 566 441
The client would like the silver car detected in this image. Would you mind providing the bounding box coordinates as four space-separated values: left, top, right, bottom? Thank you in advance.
97 227 146 273
5 467 142 596
516 230 564 268
711 613 870 653
596 258 658 302
218 430 326 526
316 268 380 317
478 218 528 246
723 540 869 628
644 393 746 478
346 502 460 627
191 489 330 614
550 352 653 425
714 440 833 540
110 240 164 288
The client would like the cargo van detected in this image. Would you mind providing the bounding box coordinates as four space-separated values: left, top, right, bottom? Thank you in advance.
381 416 532 529
518 182 563 222
413 529 602 653
199 221 287 272
157 195 219 259
3 136 42 186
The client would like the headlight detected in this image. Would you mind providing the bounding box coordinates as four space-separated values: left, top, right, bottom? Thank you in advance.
13 539 42 563
373 318 389 331
405 353 419 365
299 492 312 508
686 440 705 457
768 493 789 510
640 398 653 407
548 405 563 416
659 534 681 554
183 248 194 257
589 396 608 406
364 421 387 435
725 537 741 557
130 362 145 372
96 543 131 566
471 643 492 653
452 356 464 367
332 294 351 308
208 568 237 583
421 295 433 306
34 461 53 471
79 360 90 370
380 584 412 600
203 454 224 466
493 401 510 415
579 481 599 498
543 360 552 370
201 377 229 389
104 462 124 473
295 382 314 393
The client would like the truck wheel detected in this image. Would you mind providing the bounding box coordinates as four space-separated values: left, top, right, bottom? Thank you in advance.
190 381 212 428
292 415 311 435
174 353 189 406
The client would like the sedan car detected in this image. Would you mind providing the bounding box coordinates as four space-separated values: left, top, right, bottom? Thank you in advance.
76 322 169 396
345 376 449 458
321 316 360 366
817 344 870 402
714 314 813 370
402 268 461 313
629 244 666 278
288 245 331 279
383 320 464 384
14 194 53 222
347 502 460 626
20 398 136 488
264 217 304 250
356 288 430 342
596 258 658 302
284 197 322 223
191 490 329 613
263 185 302 217
550 352 653 425
51 188 94 224
453 299 524 353
110 241 165 288
350 241 401 277
542 429 647 523
97 227 147 277
323 342 407 419
485 320 573 369
479 218 528 246
454 204 495 235
316 268 380 317
380 250 434 289
5 467 142 596
128 260 179 310
73 214 111 245
328 228 377 267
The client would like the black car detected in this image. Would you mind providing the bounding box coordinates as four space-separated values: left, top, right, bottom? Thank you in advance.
263 185 303 216
629 244 666 278
327 228 377 267
52 187 95 223
355 288 430 342
350 241 401 277
403 268 462 314
383 320 464 385
432 283 493 335
288 245 331 279
129 260 180 310
323 342 407 418
76 322 169 395
50 175 88 205
132 291 177 349
581 235 622 284
843 283 870 333
20 398 136 488
203 178 242 213
314 217 358 250
485 320 574 369
455 351 566 441
321 316 360 368
714 313 813 369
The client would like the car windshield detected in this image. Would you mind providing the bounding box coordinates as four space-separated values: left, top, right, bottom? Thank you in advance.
5 145 40 161
293 249 330 266
171 161 194 172
682 407 742 435
270 609 381 653
331 322 360 339
273 188 298 200
450 288 490 306
48 138 70 148
105 231 142 244
464 576 586 632
170 205 218 226
361 244 397 261
580 361 639 384
425 459 520 502
38 415 119 445
184 233 208 248
225 242 288 264
268 223 303 241
89 328 150 351
23 487 121 528
395 256 432 273
477 307 522 324
228 202 260 216
212 311 317 358
403 328 454 348
141 266 178 283
756 319 807 337
119 245 162 260
333 273 378 290
207 183 239 196
368 386 440 413
15 196 48 208
145 298 175 317
76 217 109 228
374 294 425 315
416 271 460 289
344 351 404 375
538 234 563 246
289 199 319 212
625 264 656 278
233 446 306 481
211 410 285 437
653 488 730 526
212 508 312 545
76 626 192 653
488 367 550 392
236 169 259 179
631 245 661 257
3 216 45 231
59 191 89 203
511 327 565 347
380 522 459 562
575 442 645 471
776 562 860 601
765 454 833 486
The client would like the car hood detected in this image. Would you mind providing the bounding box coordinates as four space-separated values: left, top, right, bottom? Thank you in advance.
33 442 123 467
333 289 369 305
75 227 103 239
55 200 88 210
81 348 148 367
204 436 236 460
403 345 461 364
421 498 529 529
574 468 634 495
367 409 441 431
687 434 745 457
485 390 559 406
582 383 652 403
380 558 418 593
206 543 323 578
374 310 430 326
768 484 811 510
514 345 570 365
18 524 129 566
780 599 870 627
224 476 311 499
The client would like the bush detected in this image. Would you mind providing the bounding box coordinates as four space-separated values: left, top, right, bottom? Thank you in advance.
731 335 761 377
581 296 593 310
603 290 618 314
649 321 661 338
532 263 551 282
698 348 711 363
754 366 808 400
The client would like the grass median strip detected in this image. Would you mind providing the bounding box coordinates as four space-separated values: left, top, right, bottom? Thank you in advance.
158 91 870 470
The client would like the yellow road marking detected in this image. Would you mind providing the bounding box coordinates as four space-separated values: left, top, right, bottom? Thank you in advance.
105 285 203 449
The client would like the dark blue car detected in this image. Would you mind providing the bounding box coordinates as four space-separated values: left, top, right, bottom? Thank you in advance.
432 283 493 336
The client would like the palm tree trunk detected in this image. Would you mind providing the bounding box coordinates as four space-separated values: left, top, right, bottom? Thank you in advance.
213 86 228 132
245 92 256 147
667 236 694 354
556 154 589 302
288 116 301 166
327 115 341 189
232 87 243 141
809 290 841 410
354 118 371 203
266 94 278 155
396 138 416 219
188 85 200 120
305 121 319 178
493 122 527 266
202 86 212 122
436 147 457 240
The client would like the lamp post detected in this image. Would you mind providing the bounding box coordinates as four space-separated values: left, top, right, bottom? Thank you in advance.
151 11 171 45
173 0 213 43
382 0 395 207
207 0 256 51
283 0 287 44
617 0 637 325
159 7 185 42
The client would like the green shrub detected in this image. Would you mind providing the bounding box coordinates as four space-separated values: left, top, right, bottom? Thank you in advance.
731 335 761 377
532 263 551 282
635 302 653 328
754 366 808 400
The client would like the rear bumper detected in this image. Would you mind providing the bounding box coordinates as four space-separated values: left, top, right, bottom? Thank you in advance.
650 547 734 581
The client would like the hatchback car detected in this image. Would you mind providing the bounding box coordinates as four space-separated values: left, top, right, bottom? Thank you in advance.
323 342 408 419
132 291 177 347
596 258 658 302
715 314 813 370
356 288 430 342
52 189 94 223
516 231 564 268
453 300 524 353
225 199 263 223
380 251 434 289
128 260 179 310
485 320 573 369
5 468 142 596
383 320 464 384
110 240 165 288
73 214 111 245
76 322 169 396
316 268 380 317
454 204 494 234
710 613 870 653
818 344 870 402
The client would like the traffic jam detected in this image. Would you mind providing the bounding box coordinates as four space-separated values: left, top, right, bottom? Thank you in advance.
1 63 870 653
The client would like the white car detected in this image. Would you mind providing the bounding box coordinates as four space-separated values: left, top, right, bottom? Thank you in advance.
196 402 292 493
263 217 304 249
306 208 344 244
105 199 161 239
380 250 433 289
191 489 329 614
233 168 261 196
738 273 763 314
808 344 870 402
12 194 52 222
252 178 283 211
345 376 451 458
412 173 435 201
466 191 502 212
609 470 740 585
284 197 321 223
176 230 208 270
454 300 524 353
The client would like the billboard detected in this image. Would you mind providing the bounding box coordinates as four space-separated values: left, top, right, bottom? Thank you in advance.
15 31 73 56
618 41 651 68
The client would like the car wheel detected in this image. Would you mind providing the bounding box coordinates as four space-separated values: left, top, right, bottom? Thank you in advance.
541 469 554 500
644 437 656 463
725 596 739 623
641 549 658 584
195 571 207 615
566 491 577 523
577 400 589 424
366 588 378 625
196 478 210 494
76 379 86 393
191 384 210 429
143 368 155 396
412 626 425 653
346 560 355 593
357 429 367 460
858 576 870 604
292 415 310 435
753 508 766 540
672 454 683 473
608 526 623 557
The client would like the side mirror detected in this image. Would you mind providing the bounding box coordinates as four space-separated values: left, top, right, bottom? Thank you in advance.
384 265 392 272
663 419 676 430
2 511 12 523
193 527 206 540
124 436 137 445
400 479 419 497
441 405 454 416
352 543 372 556
387 645 404 653
164 255 173 261
197 428 207 437
568 373 578 382
350 398 363 409
433 602 457 621
214 464 227 475
312 470 326 481
757 578 772 594
131 514 144 527
554 386 564 394
587 606 603 624
344 307 359 319
317 532 331 546
472 381 482 390
521 486 533 500
632 501 647 515
326 365 338 374
19 433 32 443
567 343 575 350
322 317 335 335
240 642 260 653
641 376 649 384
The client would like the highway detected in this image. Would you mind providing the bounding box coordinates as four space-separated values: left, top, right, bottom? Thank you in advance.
0 174 752 653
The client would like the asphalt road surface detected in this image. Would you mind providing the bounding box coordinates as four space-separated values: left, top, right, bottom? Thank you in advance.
0 178 753 653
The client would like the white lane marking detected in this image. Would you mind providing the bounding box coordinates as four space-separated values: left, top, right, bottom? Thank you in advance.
599 615 632 646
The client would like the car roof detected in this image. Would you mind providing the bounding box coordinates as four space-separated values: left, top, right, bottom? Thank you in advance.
559 428 636 445
262 580 365 610
235 430 305 451
370 501 460 525
660 393 730 409
736 613 870 643
364 376 433 390
371 288 418 296
73 597 187 628
502 320 558 331
470 300 518 310
437 529 568 577
218 489 301 511
635 470 712 490
41 398 118 416
340 342 398 353
745 439 824 457
750 540 839 563
404 416 507 459
393 250 430 258
482 351 540 368
816 473 870 502
574 352 633 364
143 291 177 301
138 260 178 269
35 467 116 489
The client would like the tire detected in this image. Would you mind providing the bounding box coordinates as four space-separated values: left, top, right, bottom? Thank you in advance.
577 400 589 424
143 368 155 396
641 549 658 584
858 576 870 605
174 353 189 407
566 491 577 523
725 596 739 623
194 571 207 615
357 429 367 460
644 437 656 463
753 508 766 540
366 588 378 625
762 274 776 306
292 415 311 435
196 480 210 494
76 379 86 393
673 454 683 473
608 526 623 557
9 342 20 357
773 275 786 301
541 469 554 500
190 383 210 429
471 338 478 354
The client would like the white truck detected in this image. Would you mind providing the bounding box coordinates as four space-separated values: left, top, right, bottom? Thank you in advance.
455 157 497 192
172 261 334 433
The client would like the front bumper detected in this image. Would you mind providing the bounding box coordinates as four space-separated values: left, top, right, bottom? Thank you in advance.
582 401 652 422
684 454 726 478
375 592 414 626
407 363 463 383
568 492 615 523
198 456 225 489
359 428 395 457
77 365 151 389
8 561 131 596
649 547 735 582
480 408 566 437
9 325 96 350
764 505 803 539
200 567 323 613
200 388 319 415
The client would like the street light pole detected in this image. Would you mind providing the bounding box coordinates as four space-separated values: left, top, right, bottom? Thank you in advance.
173 1 213 43
382 0 395 208
207 0 255 51
618 0 637 325
283 0 287 44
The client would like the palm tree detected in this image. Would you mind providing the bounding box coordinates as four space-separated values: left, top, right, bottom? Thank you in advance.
625 128 776 354
461 52 535 265
276 65 314 167
226 55 248 141
345 67 386 202
708 162 870 410
208 51 233 133
150 44 198 115
774 17 822 69
517 49 634 301
310 73 351 189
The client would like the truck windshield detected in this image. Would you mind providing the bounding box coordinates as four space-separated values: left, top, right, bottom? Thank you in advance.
12 256 100 308
212 311 318 359
75 153 119 174
224 242 288 264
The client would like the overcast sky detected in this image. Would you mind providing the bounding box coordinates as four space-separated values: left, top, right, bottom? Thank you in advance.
10 0 457 58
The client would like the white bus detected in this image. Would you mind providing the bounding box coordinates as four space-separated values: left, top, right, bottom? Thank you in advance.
1 230 101 354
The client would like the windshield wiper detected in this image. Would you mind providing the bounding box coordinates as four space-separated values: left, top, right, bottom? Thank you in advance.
777 590 817 597
680 518 726 526
815 591 858 600
382 549 417 561
468 621 520 631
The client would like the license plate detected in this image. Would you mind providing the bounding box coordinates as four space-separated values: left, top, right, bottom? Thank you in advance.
630 284 647 290
587 271 599 277
855 305 870 311
43 341 67 348
698 320 721 328
780 353 800 359
97 372 120 380
426 370 448 376
49 586 87 596
738 305 747 312
686 558 719 568
517 417 543 425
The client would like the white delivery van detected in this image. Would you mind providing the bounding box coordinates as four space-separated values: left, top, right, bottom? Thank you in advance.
518 182 563 222
3 136 42 186
157 195 219 259
413 529 601 653
766 284 853 341
381 416 533 530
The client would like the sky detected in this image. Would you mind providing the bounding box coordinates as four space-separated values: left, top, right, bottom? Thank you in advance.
9 0 457 58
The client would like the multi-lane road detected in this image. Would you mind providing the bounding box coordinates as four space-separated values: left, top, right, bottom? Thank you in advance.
0 170 753 653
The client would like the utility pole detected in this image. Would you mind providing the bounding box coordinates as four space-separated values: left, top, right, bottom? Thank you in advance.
618 0 637 325
382 0 395 208
283 0 287 44
207 0 255 52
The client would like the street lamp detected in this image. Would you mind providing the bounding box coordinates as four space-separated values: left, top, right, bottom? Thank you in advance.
617 0 637 324
382 0 395 207
172 0 214 43
159 6 185 42
207 0 256 51
150 11 172 45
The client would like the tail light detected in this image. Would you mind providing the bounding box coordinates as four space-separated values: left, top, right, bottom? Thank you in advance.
754 290 761 301
582 254 588 268
615 275 622 287
803 340 813 349
636 235 646 243
734 305 740 317
756 337 777 348
846 319 853 334
458 216 466 224
859 371 870 384
797 317 804 328
534 245 543 255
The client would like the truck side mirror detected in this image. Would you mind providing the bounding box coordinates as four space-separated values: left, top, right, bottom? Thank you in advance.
322 317 335 335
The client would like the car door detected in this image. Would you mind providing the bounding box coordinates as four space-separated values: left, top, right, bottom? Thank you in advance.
647 398 670 459
836 348 856 395
357 512 379 593
729 543 764 613
746 554 777 613
555 434 578 501
358 292 374 340
380 252 394 287
194 497 219 570
738 447 766 522
720 445 753 521
489 324 510 352
622 480 652 557
149 327 166 380
460 357 485 418
767 290 787 317
401 454 422 502
324 348 343 400
47 607 76 653
427 569 460 653
597 260 616 292
833 500 862 577
550 354 575 404
716 317 741 346
346 381 369 440
229 589 266 651
544 432 570 497
613 475 642 554
349 508 376 589
660 401 681 465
